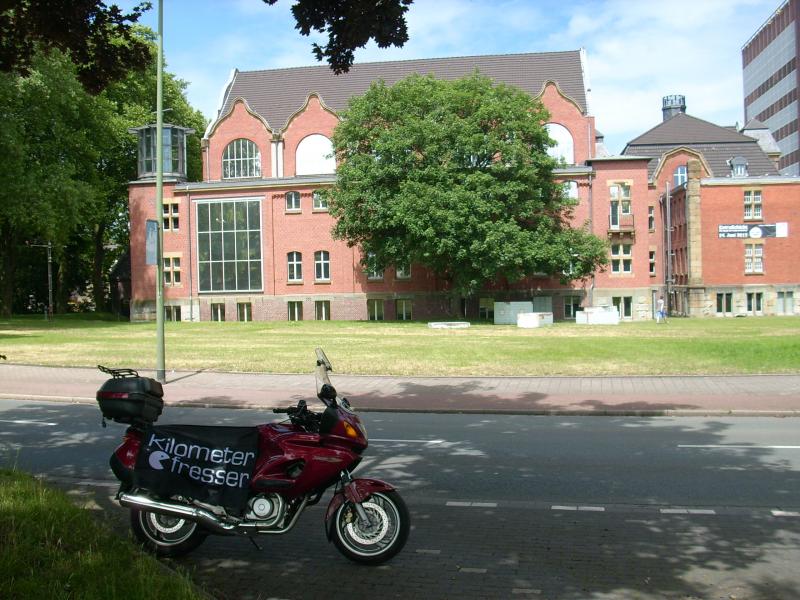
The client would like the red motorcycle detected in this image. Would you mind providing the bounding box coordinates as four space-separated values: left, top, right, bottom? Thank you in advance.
96 349 409 564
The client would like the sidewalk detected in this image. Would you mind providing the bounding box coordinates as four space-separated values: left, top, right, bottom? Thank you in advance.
2 363 800 416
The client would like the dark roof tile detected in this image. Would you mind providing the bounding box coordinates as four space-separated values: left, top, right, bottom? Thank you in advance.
217 51 587 133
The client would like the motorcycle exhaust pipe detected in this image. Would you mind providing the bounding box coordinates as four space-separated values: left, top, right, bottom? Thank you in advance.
119 492 237 535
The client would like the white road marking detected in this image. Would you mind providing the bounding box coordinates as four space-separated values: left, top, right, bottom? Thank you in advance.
660 508 716 515
772 510 800 517
0 419 57 426
446 501 498 508
679 444 800 449
551 505 605 512
459 568 488 574
370 439 444 444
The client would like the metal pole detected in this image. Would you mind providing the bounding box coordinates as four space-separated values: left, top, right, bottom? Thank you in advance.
46 242 53 321
155 0 166 383
665 181 673 314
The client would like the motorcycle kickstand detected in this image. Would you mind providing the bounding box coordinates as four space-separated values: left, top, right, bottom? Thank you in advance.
248 536 263 551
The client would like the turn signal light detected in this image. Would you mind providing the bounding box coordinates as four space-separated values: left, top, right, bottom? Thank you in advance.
343 422 359 438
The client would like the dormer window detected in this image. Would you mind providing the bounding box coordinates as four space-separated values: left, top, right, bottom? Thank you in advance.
222 138 261 179
730 156 748 178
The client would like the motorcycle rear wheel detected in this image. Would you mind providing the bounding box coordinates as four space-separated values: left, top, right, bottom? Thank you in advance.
130 508 207 557
332 491 410 565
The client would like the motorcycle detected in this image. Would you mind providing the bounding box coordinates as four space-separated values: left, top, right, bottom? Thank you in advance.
95 348 409 564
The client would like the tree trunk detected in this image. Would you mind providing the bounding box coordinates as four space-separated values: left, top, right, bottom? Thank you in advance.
0 223 16 317
92 222 107 312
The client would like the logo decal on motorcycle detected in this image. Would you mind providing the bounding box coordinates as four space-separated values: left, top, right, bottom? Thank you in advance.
149 450 170 470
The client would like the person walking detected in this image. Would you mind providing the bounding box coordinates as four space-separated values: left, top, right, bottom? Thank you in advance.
656 295 666 324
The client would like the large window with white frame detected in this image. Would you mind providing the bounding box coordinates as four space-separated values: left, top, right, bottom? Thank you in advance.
545 123 574 164
744 190 762 220
366 252 383 281
314 250 330 281
163 255 181 286
777 291 795 315
612 296 632 319
163 201 179 231
285 191 301 212
367 299 384 321
296 134 335 175
395 299 412 321
611 243 632 274
222 139 261 179
564 295 581 319
196 199 262 293
312 190 328 211
395 262 411 280
673 165 687 187
287 251 302 282
288 301 303 321
716 292 733 315
745 243 763 274
315 300 330 321
746 292 763 315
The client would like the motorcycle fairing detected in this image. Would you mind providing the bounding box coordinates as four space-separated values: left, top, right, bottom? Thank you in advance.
134 424 259 512
324 478 396 540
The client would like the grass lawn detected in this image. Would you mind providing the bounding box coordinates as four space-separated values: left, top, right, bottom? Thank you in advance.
0 468 205 600
1 314 799 376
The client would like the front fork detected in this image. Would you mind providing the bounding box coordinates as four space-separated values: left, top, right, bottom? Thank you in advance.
324 471 396 541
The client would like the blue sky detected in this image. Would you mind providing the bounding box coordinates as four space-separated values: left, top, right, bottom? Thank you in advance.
124 0 780 154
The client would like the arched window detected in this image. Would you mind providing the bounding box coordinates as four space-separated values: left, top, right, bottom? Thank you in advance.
314 250 330 281
564 180 579 199
287 251 302 282
296 134 335 175
285 191 301 212
222 138 261 179
673 165 687 187
545 123 574 165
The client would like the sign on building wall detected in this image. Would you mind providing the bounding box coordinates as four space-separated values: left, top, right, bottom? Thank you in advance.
717 223 788 239
145 219 159 265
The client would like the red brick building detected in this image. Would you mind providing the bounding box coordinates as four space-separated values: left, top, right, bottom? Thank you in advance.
128 52 799 322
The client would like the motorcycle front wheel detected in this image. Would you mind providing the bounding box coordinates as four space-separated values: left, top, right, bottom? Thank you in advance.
130 508 207 557
332 491 410 565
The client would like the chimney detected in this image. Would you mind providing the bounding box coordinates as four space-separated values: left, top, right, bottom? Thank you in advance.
662 95 686 121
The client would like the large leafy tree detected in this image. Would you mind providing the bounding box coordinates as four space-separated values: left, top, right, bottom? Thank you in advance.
329 73 608 297
0 32 205 317
0 0 152 93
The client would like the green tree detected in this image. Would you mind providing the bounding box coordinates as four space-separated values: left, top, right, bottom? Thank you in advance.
0 0 152 93
265 0 413 73
329 73 608 298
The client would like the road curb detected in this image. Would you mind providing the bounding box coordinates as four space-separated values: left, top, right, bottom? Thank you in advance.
3 393 800 418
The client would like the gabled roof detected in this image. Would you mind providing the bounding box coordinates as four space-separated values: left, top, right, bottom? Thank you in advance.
626 113 756 146
623 112 780 179
215 51 588 134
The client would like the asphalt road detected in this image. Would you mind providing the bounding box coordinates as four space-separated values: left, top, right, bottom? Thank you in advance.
2 399 800 599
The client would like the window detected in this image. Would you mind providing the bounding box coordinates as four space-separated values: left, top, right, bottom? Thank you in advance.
479 298 494 320
367 299 384 321
197 199 262 292
285 191 301 212
165 305 181 322
612 296 632 318
564 180 579 199
716 293 733 315
366 252 383 281
777 291 795 315
745 244 763 274
730 156 748 177
315 300 331 321
649 251 656 276
287 251 302 282
163 256 181 286
648 206 655 231
222 139 261 179
163 202 179 231
288 301 303 321
564 295 581 319
211 303 225 322
237 302 252 322
610 184 631 214
395 263 411 280
746 292 763 315
295 134 335 175
744 190 762 219
395 299 412 321
315 250 330 281
312 191 328 211
545 123 574 164
673 165 687 187
611 243 633 274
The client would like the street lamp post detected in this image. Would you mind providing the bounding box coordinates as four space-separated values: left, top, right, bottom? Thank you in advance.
155 0 165 383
